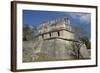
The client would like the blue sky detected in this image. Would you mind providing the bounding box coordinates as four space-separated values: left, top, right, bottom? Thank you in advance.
23 10 91 38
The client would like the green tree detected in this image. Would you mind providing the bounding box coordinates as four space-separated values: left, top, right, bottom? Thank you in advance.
74 25 91 49
79 36 91 49
23 24 37 41
23 24 30 41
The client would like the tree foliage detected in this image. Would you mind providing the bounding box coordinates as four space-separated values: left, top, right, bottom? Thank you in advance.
74 25 91 49
79 36 91 49
23 24 37 41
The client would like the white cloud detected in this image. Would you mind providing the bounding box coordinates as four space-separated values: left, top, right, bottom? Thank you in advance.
69 13 91 24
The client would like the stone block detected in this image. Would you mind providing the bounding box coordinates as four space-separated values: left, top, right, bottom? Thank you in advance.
44 33 50 39
51 32 58 37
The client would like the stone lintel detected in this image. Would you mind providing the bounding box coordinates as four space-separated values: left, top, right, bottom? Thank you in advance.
38 28 74 36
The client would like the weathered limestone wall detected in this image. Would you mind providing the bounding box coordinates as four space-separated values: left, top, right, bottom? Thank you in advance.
33 39 75 60
44 33 50 39
23 39 90 62
62 30 74 39
51 32 58 37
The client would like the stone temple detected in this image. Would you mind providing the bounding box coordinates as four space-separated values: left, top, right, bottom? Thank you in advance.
38 17 75 41
34 17 78 60
23 17 90 62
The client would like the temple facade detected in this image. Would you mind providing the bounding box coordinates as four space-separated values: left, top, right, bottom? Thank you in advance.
38 17 75 42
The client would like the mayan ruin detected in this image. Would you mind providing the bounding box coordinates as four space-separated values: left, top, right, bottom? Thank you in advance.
23 17 90 62
38 17 75 41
